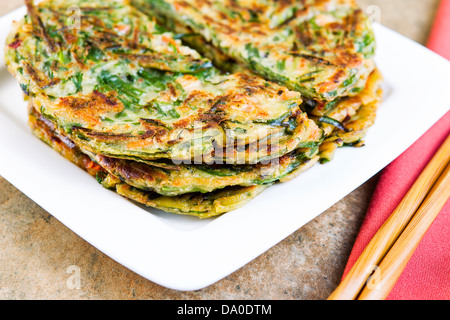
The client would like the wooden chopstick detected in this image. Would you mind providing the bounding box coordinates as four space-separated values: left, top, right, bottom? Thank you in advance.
328 134 450 300
357 162 450 299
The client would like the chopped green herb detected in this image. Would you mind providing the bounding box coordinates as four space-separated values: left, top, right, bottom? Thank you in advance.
277 60 286 71
150 101 180 119
245 43 259 59
20 83 30 96
71 72 83 93
86 46 105 62
98 70 144 108
319 116 348 132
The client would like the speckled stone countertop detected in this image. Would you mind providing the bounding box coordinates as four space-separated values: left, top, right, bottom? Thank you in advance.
0 0 440 300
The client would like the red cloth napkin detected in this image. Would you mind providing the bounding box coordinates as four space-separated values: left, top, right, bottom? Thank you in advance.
427 0 450 60
342 0 450 300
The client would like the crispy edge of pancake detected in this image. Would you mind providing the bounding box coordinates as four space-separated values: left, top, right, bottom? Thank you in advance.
29 106 304 218
91 149 319 196
30 97 321 196
115 153 318 217
317 69 384 163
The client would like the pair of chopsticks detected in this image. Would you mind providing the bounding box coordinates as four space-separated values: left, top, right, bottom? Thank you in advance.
328 134 450 300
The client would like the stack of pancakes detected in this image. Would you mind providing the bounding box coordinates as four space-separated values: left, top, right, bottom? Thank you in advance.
5 0 382 218
132 0 384 162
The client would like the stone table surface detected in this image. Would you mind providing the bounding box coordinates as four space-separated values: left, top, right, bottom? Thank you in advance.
0 0 441 300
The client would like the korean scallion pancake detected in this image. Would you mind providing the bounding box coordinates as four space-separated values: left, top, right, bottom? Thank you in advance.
131 0 376 102
93 150 320 196
30 104 319 196
29 107 310 218
130 0 384 150
317 68 384 163
5 0 322 165
313 68 383 137
131 2 384 163
115 184 269 218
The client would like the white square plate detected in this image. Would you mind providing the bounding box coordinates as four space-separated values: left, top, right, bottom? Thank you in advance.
0 6 449 291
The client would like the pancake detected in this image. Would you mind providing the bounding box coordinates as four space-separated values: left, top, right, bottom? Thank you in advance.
131 0 376 102
130 0 383 163
31 104 319 196
316 68 383 162
5 0 323 165
5 0 383 218
92 149 319 196
28 107 316 218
